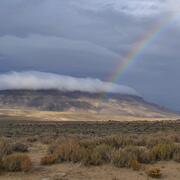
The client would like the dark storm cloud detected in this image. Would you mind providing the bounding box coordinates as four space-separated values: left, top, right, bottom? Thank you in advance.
0 0 180 110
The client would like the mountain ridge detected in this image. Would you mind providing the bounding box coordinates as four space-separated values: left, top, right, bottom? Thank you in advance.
0 89 177 118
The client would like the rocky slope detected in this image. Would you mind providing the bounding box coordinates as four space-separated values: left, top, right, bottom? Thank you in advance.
0 90 176 118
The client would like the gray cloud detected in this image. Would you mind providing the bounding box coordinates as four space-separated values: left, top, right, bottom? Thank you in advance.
0 35 118 57
0 0 180 110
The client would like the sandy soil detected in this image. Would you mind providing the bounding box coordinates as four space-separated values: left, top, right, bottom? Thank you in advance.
0 142 180 180
0 162 180 180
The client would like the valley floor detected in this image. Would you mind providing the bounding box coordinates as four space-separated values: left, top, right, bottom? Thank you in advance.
0 118 180 180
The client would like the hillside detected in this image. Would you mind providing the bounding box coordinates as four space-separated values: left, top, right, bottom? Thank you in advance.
0 90 177 120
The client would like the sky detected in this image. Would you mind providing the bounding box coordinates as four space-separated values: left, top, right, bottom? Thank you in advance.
0 0 180 110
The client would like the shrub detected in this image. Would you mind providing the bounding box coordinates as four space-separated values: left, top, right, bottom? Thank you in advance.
86 144 112 166
48 138 67 154
146 168 162 178
102 135 142 148
173 145 180 162
112 146 152 168
53 139 86 163
41 136 54 145
112 149 134 168
130 160 141 171
79 138 100 149
0 158 3 172
27 137 37 143
12 143 28 153
3 154 32 172
173 152 180 163
44 136 180 168
47 139 113 166
146 136 171 148
101 135 123 148
138 150 154 164
151 143 176 161
0 138 12 157
40 154 58 165
81 149 94 166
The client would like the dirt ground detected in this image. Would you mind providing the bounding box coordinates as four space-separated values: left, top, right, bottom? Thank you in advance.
0 142 180 180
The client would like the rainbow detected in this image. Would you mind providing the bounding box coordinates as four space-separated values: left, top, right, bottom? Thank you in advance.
107 13 175 84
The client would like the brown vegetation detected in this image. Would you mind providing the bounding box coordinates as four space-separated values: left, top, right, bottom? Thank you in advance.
146 168 162 178
2 154 32 172
41 134 180 170
40 154 57 165
0 119 179 179
0 138 12 156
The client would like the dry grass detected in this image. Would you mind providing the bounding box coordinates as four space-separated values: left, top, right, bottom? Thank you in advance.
130 160 141 171
40 133 180 169
151 143 180 161
50 139 86 163
40 154 58 165
0 138 12 157
0 138 31 173
2 153 32 172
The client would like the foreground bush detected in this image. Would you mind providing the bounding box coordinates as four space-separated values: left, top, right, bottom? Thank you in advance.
51 139 86 163
112 146 153 168
3 154 32 172
43 136 180 168
146 168 162 178
44 139 112 166
83 144 112 166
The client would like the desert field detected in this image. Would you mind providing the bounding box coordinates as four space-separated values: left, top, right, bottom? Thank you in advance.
0 117 180 180
1 0 180 179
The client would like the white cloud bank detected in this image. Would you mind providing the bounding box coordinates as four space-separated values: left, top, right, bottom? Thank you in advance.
0 71 138 95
